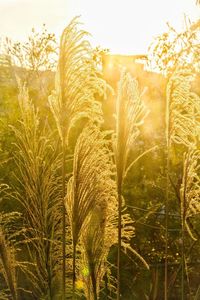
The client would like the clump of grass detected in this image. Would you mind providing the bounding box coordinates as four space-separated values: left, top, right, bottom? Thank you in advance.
166 67 200 299
166 68 200 241
65 124 115 298
48 17 108 297
11 82 62 299
66 123 137 299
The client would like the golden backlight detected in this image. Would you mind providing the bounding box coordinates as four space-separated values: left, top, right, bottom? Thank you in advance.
0 0 199 54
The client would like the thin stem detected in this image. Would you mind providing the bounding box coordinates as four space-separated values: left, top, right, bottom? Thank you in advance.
165 154 169 300
185 254 192 300
104 271 108 300
72 243 76 299
181 153 188 300
91 266 97 300
165 78 171 300
123 145 158 180
167 240 197 293
117 188 122 300
62 139 66 300
181 218 185 300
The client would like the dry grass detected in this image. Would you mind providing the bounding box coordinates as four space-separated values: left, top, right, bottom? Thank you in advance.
11 82 62 298
65 124 116 298
48 17 109 297
114 70 149 299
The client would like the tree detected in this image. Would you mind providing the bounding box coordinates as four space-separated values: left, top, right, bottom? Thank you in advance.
3 25 57 104
4 24 57 73
147 19 200 76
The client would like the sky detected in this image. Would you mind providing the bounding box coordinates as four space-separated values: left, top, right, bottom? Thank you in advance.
0 0 199 54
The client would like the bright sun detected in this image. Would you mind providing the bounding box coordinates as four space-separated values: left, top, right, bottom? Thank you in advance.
0 0 199 54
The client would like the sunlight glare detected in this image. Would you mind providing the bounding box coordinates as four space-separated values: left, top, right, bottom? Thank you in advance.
0 0 199 54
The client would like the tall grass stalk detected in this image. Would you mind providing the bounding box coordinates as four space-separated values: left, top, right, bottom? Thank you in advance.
49 17 108 298
12 82 62 299
66 124 137 299
114 70 148 299
165 76 170 300
166 68 200 299
66 124 117 299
